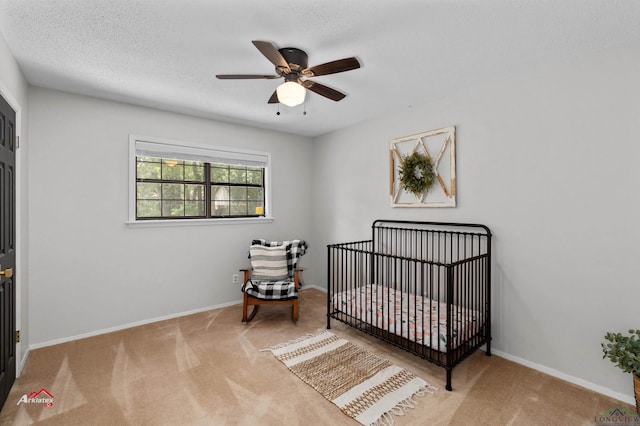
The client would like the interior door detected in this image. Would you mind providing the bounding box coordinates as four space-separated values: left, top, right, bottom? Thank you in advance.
0 92 16 410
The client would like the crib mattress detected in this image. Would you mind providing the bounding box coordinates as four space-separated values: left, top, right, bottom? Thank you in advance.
332 284 483 352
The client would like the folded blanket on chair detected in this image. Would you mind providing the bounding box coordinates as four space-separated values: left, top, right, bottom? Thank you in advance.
244 279 298 300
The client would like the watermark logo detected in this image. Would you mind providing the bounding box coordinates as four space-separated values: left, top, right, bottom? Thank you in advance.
594 407 639 426
16 388 54 407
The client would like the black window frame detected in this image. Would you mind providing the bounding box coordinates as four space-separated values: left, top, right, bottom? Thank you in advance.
135 156 266 220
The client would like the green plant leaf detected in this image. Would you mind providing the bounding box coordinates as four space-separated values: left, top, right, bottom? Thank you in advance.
602 329 640 375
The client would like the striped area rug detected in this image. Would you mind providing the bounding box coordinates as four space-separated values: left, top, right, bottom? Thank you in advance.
266 330 437 425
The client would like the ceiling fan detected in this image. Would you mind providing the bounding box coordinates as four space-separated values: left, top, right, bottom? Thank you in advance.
216 40 361 107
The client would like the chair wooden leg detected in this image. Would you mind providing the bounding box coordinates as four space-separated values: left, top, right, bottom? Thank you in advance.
242 293 260 323
245 305 259 322
292 299 299 322
242 293 249 322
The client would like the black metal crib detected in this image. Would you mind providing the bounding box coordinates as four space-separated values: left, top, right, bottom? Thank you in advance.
327 220 492 391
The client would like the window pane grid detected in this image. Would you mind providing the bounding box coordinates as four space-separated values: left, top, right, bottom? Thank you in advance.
136 157 264 220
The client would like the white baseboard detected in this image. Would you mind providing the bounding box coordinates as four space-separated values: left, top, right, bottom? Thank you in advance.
29 298 243 350
29 288 327 351
301 284 327 292
17 347 30 378
491 349 635 406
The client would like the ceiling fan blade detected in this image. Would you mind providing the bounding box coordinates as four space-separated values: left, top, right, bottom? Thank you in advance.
267 90 279 104
302 80 346 101
252 40 290 73
303 57 360 77
216 74 279 79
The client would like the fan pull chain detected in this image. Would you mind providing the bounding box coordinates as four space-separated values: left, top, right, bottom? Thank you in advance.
275 103 308 116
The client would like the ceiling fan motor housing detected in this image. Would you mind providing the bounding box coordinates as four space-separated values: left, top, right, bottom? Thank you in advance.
278 47 308 72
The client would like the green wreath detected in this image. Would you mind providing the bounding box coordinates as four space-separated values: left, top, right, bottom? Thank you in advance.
399 152 435 197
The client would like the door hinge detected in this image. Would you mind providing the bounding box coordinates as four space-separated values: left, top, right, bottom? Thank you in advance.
16 330 20 343
16 136 19 149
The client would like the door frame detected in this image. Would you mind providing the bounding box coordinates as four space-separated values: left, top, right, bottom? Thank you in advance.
0 80 24 378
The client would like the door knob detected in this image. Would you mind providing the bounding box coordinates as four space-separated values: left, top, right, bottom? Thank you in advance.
0 267 13 278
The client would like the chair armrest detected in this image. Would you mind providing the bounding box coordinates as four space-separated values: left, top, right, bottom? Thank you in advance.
293 268 303 289
240 268 252 283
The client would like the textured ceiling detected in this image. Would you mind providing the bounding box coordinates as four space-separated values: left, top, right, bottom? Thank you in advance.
1 0 639 138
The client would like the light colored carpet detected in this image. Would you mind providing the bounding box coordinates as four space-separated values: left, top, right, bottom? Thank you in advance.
0 288 634 425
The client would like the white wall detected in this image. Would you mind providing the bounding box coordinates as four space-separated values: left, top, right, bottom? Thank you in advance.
27 87 313 345
0 31 30 370
310 42 640 402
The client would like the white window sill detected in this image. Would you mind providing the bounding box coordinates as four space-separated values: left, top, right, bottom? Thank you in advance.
126 217 274 228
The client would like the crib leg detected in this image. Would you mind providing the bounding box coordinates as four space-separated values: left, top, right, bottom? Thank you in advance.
327 315 331 329
446 369 452 392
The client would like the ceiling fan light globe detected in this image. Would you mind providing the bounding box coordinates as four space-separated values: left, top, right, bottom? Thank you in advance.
276 81 306 107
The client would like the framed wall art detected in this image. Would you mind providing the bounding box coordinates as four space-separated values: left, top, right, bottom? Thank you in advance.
389 126 456 207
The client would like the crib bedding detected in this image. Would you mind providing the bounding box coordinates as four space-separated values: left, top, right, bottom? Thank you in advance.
332 284 483 352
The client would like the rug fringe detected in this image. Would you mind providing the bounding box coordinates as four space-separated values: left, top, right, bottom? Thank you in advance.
370 384 439 426
260 328 328 352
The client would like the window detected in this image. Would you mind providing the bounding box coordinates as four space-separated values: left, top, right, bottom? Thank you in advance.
136 157 207 218
129 135 271 224
210 164 264 217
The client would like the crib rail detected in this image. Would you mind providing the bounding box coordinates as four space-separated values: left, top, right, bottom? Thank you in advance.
327 220 491 391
